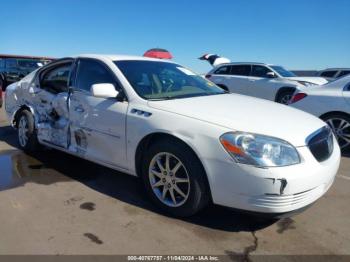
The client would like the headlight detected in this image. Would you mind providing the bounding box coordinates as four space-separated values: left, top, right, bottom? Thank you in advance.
297 81 315 87
220 132 300 168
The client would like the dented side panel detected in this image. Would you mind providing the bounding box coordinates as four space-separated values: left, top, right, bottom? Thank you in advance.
69 91 128 169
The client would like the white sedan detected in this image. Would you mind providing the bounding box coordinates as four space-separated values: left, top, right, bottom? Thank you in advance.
290 75 350 151
4 54 340 217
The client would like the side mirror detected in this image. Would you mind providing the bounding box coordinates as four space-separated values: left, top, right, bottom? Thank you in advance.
91 83 119 99
266 72 277 78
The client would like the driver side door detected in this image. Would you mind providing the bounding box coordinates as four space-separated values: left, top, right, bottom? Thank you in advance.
68 58 129 169
247 65 281 100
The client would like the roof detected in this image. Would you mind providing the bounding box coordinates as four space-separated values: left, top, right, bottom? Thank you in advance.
321 68 350 71
78 54 175 63
0 54 55 60
215 62 278 67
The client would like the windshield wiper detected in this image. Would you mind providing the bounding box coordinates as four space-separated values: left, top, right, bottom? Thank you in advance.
147 96 176 101
148 91 227 101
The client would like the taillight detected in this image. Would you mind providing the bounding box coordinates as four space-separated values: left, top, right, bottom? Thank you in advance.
290 93 307 104
205 74 212 79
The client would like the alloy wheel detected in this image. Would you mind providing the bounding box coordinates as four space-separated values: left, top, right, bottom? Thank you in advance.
148 152 190 207
326 117 350 149
280 94 292 105
18 116 29 147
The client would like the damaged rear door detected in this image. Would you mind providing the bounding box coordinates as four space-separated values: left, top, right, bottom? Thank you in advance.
69 58 128 169
34 60 73 148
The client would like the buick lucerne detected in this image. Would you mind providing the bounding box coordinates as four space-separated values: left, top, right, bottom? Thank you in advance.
4 55 340 217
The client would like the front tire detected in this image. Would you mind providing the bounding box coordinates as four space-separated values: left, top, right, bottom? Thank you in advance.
322 113 350 151
17 110 40 152
276 90 294 104
141 139 210 217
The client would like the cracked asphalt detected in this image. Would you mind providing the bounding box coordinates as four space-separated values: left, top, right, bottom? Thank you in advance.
0 106 350 257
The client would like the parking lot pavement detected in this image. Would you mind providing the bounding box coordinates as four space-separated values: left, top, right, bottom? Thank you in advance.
0 107 349 257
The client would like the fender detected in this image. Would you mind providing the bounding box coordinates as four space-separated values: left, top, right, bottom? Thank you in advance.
275 86 296 102
10 104 36 128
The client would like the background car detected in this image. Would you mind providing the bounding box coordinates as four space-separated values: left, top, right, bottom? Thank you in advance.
0 54 54 91
318 68 350 81
4 54 340 217
290 75 350 151
205 62 328 104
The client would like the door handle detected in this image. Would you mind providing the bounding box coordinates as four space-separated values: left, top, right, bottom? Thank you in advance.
74 106 85 113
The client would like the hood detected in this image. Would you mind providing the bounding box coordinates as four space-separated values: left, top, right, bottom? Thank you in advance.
286 77 328 85
198 54 231 67
148 94 326 147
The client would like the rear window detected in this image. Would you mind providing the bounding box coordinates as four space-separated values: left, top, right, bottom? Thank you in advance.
320 71 337 78
214 66 230 75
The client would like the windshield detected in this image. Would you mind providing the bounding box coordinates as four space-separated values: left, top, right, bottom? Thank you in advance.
270 66 296 77
17 59 44 69
115 60 225 100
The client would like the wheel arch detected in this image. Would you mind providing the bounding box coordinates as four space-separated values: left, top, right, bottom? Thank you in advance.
12 104 35 128
134 132 213 200
274 86 297 102
320 111 350 120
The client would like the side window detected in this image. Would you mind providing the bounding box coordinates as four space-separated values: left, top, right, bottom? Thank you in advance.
5 59 17 69
338 71 350 78
0 59 4 68
230 65 251 76
41 63 72 94
320 71 337 78
76 59 116 92
214 66 230 75
251 65 273 78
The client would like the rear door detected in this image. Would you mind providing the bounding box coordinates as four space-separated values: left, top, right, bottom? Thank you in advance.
210 65 231 88
34 60 73 148
342 80 350 107
224 65 252 95
68 58 128 169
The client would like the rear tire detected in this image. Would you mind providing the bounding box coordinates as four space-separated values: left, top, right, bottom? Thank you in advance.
276 90 294 104
17 110 40 152
321 113 350 151
141 139 210 217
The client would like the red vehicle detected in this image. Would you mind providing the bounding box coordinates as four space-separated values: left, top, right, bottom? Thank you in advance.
143 48 173 59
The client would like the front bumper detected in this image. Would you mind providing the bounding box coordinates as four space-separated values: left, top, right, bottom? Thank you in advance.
203 136 341 215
